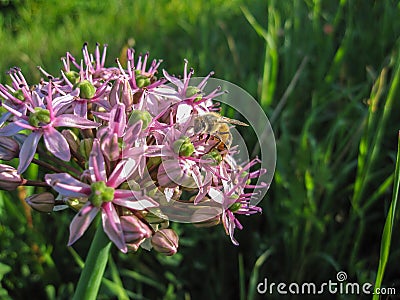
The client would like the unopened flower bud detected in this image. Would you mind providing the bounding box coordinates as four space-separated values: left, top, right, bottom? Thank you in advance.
122 79 134 109
0 137 19 160
121 215 152 252
0 164 23 191
173 136 195 157
151 228 179 256
65 71 80 84
62 130 80 153
76 80 96 99
25 192 55 213
128 110 152 129
79 138 93 160
100 132 120 161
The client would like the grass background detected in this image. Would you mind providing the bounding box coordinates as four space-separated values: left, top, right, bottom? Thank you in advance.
1 0 400 299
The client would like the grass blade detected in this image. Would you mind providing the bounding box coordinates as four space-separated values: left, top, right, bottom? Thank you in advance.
372 132 400 300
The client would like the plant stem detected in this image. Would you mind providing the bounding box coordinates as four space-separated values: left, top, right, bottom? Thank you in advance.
23 180 49 187
32 158 64 173
72 224 111 300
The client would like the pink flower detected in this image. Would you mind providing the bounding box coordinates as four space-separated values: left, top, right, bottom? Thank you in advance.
45 139 158 253
0 82 100 174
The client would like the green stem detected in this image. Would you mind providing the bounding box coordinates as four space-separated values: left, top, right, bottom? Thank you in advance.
72 224 111 300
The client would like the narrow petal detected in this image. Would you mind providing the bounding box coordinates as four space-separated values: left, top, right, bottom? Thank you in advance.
107 159 137 188
113 190 159 209
89 139 106 182
102 203 127 253
73 102 87 118
45 173 91 197
43 127 71 161
0 122 25 137
68 203 99 246
162 70 183 90
208 187 224 204
53 114 100 128
109 103 126 137
18 131 42 174
123 121 142 146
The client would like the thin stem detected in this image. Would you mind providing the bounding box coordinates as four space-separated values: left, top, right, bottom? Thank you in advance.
32 158 64 173
37 147 82 177
23 180 49 187
72 224 111 300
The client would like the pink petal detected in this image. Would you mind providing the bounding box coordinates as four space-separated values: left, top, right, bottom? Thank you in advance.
107 159 137 188
102 203 127 253
0 122 25 136
53 114 100 128
113 190 159 209
89 139 106 182
43 127 71 161
68 203 99 246
73 102 87 118
18 131 42 174
45 173 91 197
109 103 126 137
162 70 183 90
123 121 142 146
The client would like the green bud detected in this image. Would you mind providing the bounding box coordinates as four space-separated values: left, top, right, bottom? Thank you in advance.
128 110 152 129
135 74 151 88
202 149 222 166
65 71 80 84
13 89 25 101
185 86 201 98
76 80 96 99
89 181 115 207
147 156 162 169
28 107 51 127
229 202 242 212
173 136 195 157
240 171 251 185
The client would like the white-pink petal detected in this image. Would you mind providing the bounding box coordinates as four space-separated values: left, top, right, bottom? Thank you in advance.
43 126 71 161
45 173 91 197
68 203 99 246
54 114 100 128
89 139 107 182
102 202 127 253
18 131 42 174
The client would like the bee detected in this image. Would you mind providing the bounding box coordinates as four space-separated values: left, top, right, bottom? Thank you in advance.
193 112 248 151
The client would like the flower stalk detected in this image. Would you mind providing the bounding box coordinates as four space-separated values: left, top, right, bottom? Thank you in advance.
72 223 111 300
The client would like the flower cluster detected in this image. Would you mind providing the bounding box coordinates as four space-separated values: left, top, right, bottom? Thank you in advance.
0 43 266 254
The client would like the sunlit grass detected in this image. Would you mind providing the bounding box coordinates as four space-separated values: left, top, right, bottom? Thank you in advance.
1 0 400 299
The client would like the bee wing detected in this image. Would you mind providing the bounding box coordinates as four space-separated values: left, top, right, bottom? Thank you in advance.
220 116 249 126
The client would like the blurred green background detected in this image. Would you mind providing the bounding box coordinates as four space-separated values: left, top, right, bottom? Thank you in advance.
1 0 400 299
